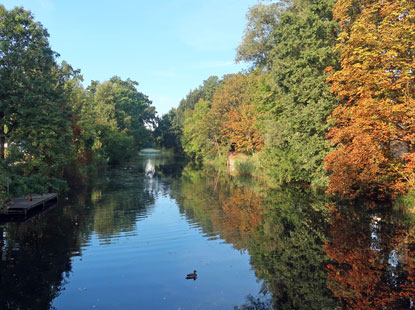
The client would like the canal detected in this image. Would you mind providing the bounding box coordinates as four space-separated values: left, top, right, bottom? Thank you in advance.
1 150 414 309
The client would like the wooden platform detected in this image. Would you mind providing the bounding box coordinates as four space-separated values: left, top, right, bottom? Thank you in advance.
4 193 58 217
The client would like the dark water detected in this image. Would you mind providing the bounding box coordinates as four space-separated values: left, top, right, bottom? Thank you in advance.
1 152 415 309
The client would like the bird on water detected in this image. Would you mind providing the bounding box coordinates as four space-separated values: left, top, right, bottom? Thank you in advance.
186 270 197 280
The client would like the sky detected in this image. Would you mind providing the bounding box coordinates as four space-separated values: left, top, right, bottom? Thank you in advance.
3 0 258 115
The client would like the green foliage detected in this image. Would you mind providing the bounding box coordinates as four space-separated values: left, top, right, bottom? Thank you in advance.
181 99 214 162
259 0 339 188
394 190 415 220
249 186 340 309
0 164 10 206
101 131 135 165
155 76 222 153
93 77 155 151
233 153 264 177
0 6 156 197
235 159 255 176
153 109 182 152
61 76 157 169
176 75 221 116
236 2 284 68
180 73 266 162
0 5 75 194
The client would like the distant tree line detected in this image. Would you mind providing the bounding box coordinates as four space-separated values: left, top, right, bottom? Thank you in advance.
0 5 156 203
154 0 415 201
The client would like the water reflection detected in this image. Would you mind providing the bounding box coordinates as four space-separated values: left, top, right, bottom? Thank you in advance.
0 207 80 310
171 167 264 250
247 187 339 310
0 153 171 309
177 168 415 309
1 154 415 309
145 158 155 178
0 154 263 309
171 168 339 309
325 205 415 309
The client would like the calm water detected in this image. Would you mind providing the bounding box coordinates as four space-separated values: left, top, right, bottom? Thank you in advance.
1 152 415 309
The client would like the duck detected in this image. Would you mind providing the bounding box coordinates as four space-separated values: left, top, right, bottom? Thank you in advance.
186 270 197 280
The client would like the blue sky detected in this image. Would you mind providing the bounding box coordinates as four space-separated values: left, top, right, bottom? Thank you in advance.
3 0 257 115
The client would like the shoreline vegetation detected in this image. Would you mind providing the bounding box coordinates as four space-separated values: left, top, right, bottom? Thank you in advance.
1 0 415 211
0 5 156 207
154 0 415 209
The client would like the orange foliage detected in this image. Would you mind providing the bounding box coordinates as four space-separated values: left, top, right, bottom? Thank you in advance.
222 104 264 154
210 74 251 118
325 0 415 199
221 187 263 233
325 210 384 309
325 208 415 309
209 73 264 154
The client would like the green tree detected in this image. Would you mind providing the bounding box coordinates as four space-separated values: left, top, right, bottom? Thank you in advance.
92 77 156 164
236 2 284 68
255 0 339 188
155 76 222 154
0 6 74 195
182 99 214 161
153 109 181 151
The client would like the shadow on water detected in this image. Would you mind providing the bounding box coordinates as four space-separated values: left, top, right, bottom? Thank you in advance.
0 200 80 310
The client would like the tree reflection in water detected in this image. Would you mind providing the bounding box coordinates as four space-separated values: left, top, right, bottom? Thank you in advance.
248 186 339 310
174 167 339 309
325 204 415 309
2 158 415 310
0 206 81 310
0 154 169 310
172 166 264 250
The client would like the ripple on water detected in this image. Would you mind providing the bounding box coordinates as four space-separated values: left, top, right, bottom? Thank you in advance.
1 156 263 310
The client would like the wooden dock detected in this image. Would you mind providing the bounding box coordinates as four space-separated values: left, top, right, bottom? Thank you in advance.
3 193 58 218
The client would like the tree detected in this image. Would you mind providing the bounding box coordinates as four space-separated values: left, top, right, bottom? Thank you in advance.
0 6 71 161
180 73 265 161
209 73 264 155
153 109 181 151
325 0 415 199
177 75 220 113
256 0 339 188
221 90 264 154
170 76 222 152
92 77 156 163
181 99 214 161
236 2 283 68
0 6 74 195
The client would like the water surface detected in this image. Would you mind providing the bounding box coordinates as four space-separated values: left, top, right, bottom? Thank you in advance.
1 152 415 309
0 153 261 310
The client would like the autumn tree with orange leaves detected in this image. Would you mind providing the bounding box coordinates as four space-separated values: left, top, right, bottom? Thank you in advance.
222 102 264 154
325 0 415 199
210 73 264 155
181 73 264 161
